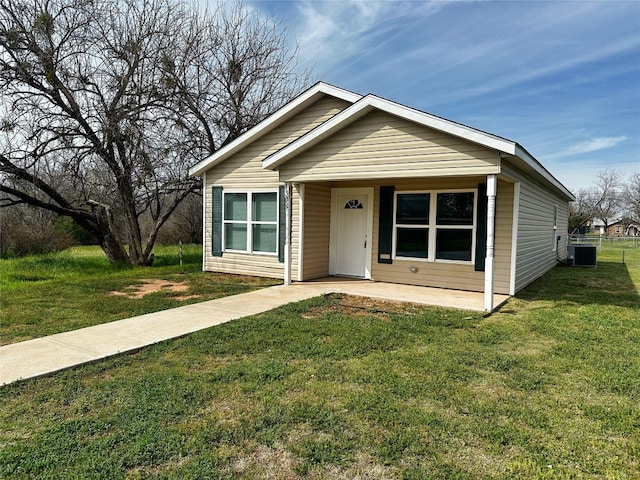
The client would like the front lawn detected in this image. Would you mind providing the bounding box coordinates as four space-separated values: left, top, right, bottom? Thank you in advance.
0 245 279 345
0 244 638 478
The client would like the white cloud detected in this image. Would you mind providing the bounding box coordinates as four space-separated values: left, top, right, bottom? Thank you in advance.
246 0 639 189
566 136 629 156
289 1 449 73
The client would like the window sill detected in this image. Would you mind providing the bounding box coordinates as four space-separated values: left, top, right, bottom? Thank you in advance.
393 256 474 266
223 250 278 257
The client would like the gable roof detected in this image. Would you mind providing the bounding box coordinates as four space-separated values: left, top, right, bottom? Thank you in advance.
262 92 574 201
190 81 574 202
189 82 361 177
262 94 516 170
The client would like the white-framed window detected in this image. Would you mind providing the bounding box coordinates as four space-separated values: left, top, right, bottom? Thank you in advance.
393 190 476 263
223 190 278 254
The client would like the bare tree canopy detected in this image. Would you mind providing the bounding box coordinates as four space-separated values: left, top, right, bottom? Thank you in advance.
590 169 624 230
569 168 640 234
0 0 309 264
623 172 640 223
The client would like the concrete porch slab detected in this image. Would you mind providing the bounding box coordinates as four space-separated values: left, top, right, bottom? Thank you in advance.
294 277 510 312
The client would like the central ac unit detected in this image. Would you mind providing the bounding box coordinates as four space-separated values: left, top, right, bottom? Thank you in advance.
567 244 597 267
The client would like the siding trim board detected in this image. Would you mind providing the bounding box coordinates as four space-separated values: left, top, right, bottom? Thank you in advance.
510 182 520 295
297 183 305 281
202 174 207 270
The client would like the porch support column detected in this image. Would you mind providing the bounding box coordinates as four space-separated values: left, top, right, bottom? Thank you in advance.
201 174 206 272
484 174 497 312
297 183 305 282
284 182 293 286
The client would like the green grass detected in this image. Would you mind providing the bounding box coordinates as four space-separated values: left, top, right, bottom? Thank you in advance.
0 245 279 345
0 244 638 478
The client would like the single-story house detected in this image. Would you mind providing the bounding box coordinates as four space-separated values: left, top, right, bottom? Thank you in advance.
189 82 575 311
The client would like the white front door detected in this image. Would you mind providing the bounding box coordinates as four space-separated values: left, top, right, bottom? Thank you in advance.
330 188 373 278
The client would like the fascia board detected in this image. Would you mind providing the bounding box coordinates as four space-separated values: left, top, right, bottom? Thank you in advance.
188 82 361 177
264 94 521 170
513 145 575 201
367 96 518 154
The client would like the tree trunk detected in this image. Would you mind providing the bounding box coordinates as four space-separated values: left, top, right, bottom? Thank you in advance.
99 233 130 264
90 200 134 265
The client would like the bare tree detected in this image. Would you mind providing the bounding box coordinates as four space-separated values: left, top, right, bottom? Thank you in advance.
144 191 202 245
569 187 597 234
0 0 308 264
568 169 625 234
590 169 623 233
623 171 640 223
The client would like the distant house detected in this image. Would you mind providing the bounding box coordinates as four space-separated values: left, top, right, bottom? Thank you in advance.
591 218 640 236
189 82 574 311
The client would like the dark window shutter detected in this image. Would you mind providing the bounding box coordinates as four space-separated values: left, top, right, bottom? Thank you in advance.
378 186 395 264
212 186 223 257
278 185 286 263
475 183 487 271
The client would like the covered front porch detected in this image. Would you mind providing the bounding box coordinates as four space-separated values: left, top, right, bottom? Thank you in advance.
282 174 510 312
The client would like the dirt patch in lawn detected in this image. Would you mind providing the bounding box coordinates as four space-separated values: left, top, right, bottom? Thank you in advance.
301 294 426 319
109 279 200 300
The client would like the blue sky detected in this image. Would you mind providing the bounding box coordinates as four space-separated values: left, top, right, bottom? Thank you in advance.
248 0 640 192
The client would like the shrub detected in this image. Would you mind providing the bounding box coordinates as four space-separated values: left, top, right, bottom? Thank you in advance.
0 206 75 257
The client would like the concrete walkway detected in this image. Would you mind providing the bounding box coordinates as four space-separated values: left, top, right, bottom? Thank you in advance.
1 280 508 386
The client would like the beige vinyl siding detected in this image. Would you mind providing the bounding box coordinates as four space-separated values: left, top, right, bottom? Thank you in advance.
278 110 501 182
501 161 570 292
204 252 283 278
202 95 350 277
301 183 331 279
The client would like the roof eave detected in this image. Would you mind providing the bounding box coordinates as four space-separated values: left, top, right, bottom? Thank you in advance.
512 145 575 201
